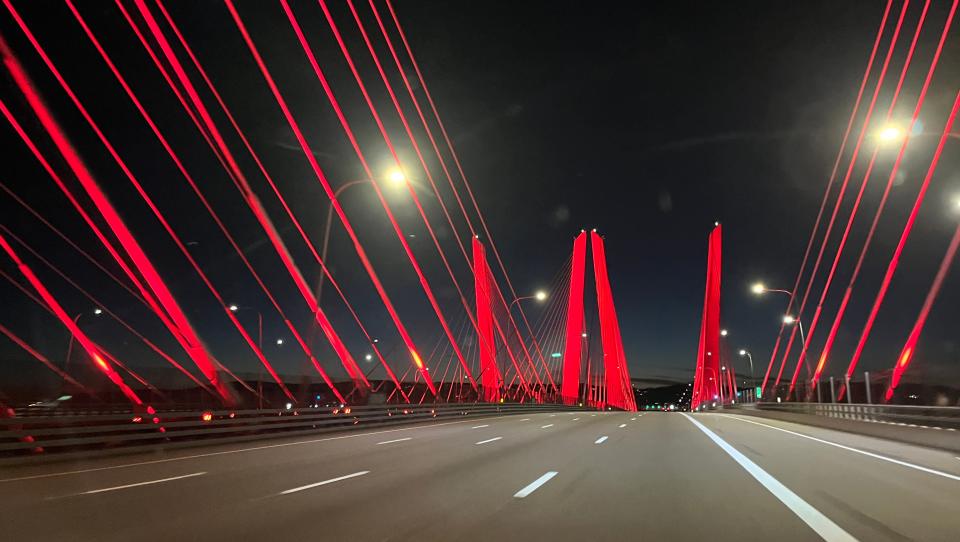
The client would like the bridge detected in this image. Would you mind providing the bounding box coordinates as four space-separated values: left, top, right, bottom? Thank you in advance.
1 1 960 540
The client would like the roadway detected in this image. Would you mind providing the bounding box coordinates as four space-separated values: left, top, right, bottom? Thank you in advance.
1 411 959 541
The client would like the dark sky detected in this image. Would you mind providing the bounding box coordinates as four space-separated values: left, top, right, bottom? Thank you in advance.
1 0 958 398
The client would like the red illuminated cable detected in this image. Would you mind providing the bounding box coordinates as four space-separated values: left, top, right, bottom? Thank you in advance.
846 90 960 383
885 218 960 400
821 0 955 396
1 233 142 404
759 0 895 396
363 0 471 267
5 5 293 404
1 183 145 304
132 1 372 397
0 89 230 405
65 1 348 403
1 226 214 395
130 1 402 400
772 0 910 392
0 319 91 395
2 260 165 398
287 0 477 392
196 0 434 395
382 0 546 367
787 0 928 396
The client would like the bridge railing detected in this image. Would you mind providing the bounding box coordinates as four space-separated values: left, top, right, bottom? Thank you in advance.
754 402 960 430
0 402 576 464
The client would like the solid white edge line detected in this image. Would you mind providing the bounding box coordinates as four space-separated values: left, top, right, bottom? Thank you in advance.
595 436 608 444
80 472 206 495
541 424 554 428
718 414 960 482
471 425 490 429
682 414 856 542
1 413 532 483
475 437 503 445
280 471 369 495
513 471 558 498
375 437 412 445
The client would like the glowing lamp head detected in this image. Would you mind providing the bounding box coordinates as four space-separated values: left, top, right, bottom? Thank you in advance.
364 354 373 361
720 329 728 337
878 125 903 143
93 307 103 315
386 167 406 186
581 332 588 338
228 304 238 312
783 315 796 325
751 282 766 295
534 290 547 302
276 338 284 345
739 349 747 356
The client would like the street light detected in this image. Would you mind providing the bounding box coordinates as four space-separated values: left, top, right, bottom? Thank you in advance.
720 329 728 337
276 338 284 346
509 291 548 311
317 171 409 302
783 315 807 348
93 308 103 315
878 125 903 144
739 348 755 391
752 282 792 296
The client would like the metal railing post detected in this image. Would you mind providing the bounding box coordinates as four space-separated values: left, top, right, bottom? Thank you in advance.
829 377 836 404
845 375 852 404
864 371 872 404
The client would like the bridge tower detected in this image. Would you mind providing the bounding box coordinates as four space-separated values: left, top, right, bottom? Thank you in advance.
692 224 722 410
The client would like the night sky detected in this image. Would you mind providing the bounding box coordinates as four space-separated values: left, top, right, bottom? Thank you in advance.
1 1 958 399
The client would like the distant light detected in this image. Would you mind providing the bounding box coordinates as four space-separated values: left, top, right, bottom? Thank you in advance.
201 411 213 422
581 332 588 338
365 353 373 361
57 395 72 401
534 290 548 302
285 403 293 410
783 315 796 324
777 397 782 403
720 329 728 337
228 304 238 312
714 221 720 227
276 338 284 345
93 308 103 315
751 282 765 295
739 349 747 356
550 352 562 358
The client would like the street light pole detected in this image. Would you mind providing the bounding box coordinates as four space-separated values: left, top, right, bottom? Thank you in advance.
317 179 370 303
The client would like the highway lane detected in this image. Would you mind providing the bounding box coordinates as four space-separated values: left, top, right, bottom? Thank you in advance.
0 411 958 541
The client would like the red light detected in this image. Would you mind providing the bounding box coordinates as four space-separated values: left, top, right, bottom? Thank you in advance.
131 416 142 423
201 412 213 422
228 412 236 418
146 406 156 415
152 417 160 424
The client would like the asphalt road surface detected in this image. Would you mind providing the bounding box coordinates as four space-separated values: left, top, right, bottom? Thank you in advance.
1 411 958 541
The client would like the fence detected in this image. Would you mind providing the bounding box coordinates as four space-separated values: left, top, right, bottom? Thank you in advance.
0 402 577 464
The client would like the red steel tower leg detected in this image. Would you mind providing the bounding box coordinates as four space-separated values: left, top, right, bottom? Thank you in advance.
561 232 587 404
474 238 500 402
692 225 722 409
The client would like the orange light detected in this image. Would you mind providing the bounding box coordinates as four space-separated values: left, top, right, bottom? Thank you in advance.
343 407 352 414
201 412 213 422
410 350 423 368
93 354 108 370
898 347 912 367
815 354 827 375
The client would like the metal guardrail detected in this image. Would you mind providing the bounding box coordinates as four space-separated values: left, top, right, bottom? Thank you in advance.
755 402 960 431
0 402 578 462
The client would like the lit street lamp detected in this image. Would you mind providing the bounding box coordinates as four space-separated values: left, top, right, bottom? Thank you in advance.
783 315 807 351
508 290 548 311
751 282 792 296
739 348 755 389
317 169 410 302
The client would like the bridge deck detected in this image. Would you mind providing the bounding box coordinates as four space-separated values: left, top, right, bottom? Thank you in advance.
1 412 958 541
